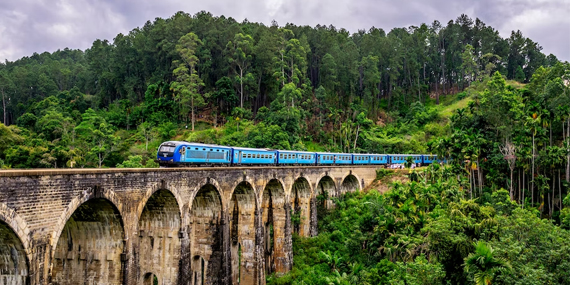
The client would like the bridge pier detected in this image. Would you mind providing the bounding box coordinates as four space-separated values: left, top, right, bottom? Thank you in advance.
0 166 378 284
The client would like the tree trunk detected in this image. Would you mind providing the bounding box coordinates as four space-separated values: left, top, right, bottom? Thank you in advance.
559 169 562 210
521 168 526 209
2 87 6 125
353 124 360 152
530 132 534 205
550 170 556 215
510 168 514 200
567 116 570 182
240 67 244 109
191 96 195 132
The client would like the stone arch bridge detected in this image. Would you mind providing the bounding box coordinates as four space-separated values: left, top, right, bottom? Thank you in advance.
0 165 379 285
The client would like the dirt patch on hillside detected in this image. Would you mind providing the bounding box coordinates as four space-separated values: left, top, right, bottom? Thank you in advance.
364 169 411 193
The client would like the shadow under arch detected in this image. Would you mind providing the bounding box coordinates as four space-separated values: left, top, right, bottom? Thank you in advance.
50 188 125 255
340 174 361 195
51 197 125 284
190 183 224 285
0 219 29 284
137 184 184 223
229 181 258 285
315 175 336 208
143 272 158 285
138 189 182 284
262 179 290 274
290 177 312 237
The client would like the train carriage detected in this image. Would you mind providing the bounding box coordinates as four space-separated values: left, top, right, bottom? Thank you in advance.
317 153 352 165
353 154 371 164
232 147 276 165
369 154 389 165
180 143 232 164
422 154 438 164
389 154 423 165
277 150 316 165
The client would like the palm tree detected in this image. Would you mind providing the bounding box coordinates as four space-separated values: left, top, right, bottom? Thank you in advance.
464 241 511 285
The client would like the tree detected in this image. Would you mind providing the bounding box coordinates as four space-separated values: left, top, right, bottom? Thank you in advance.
172 32 206 131
515 65 525 82
461 44 477 86
500 141 517 199
138 122 155 151
0 123 23 156
464 241 511 285
226 33 254 109
74 109 119 168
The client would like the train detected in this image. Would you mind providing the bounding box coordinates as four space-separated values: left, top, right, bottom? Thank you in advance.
156 141 444 167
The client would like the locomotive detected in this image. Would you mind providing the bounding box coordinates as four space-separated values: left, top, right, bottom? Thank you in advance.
156 141 443 167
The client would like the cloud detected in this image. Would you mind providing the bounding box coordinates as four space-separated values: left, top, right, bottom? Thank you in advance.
0 0 568 62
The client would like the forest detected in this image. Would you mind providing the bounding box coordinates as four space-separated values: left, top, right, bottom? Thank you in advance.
0 11 561 169
1 10 570 284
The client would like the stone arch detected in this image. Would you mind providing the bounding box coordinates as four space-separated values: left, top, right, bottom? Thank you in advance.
262 179 290 274
190 183 224 285
229 181 257 285
340 173 361 195
0 202 31 254
138 189 182 284
50 188 124 253
0 207 30 285
137 183 184 224
315 175 336 208
51 197 125 284
289 177 312 237
191 255 206 285
189 178 225 213
143 272 158 285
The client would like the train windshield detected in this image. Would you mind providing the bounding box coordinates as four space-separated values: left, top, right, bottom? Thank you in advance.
159 145 176 153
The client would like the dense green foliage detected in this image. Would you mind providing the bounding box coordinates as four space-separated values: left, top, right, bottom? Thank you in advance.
268 165 570 284
0 11 563 168
431 64 570 219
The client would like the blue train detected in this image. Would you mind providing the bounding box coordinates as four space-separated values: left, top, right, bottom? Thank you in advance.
156 141 443 167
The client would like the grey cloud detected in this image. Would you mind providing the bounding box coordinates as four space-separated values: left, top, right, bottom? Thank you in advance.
0 0 568 62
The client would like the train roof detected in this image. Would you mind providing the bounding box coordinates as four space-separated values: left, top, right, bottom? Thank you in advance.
161 141 233 148
276 150 316 154
231 146 274 151
315 152 352 155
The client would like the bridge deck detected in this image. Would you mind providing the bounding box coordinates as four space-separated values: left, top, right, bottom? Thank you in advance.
0 165 382 177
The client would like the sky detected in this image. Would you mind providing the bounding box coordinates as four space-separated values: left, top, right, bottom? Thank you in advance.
0 0 569 62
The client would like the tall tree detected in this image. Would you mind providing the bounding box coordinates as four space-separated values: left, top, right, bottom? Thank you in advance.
226 33 254 108
172 32 206 131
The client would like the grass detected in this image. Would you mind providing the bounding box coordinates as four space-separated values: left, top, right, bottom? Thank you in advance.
438 95 472 119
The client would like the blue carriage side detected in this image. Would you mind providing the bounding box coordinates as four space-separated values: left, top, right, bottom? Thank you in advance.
389 154 423 164
317 153 351 165
180 143 232 165
277 150 316 165
422 154 438 164
353 154 371 165
232 147 276 165
369 154 388 165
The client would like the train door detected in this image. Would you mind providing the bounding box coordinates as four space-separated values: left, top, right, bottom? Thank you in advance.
238 151 242 164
